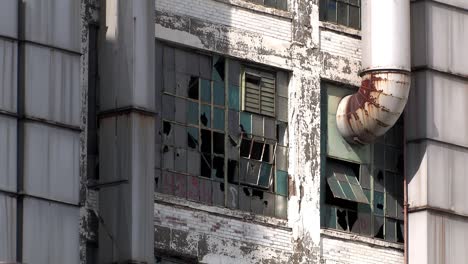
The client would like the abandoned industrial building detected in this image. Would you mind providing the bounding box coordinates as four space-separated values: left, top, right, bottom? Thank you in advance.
0 0 467 263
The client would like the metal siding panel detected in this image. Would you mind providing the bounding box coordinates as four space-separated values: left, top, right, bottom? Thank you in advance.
0 116 16 192
23 198 79 264
0 0 17 38
0 39 17 113
23 122 79 204
24 0 80 51
24 45 80 126
0 194 16 262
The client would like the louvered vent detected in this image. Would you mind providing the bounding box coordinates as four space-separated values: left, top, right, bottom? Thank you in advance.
243 69 276 117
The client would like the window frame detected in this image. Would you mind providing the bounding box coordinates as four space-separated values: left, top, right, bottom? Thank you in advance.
319 0 361 30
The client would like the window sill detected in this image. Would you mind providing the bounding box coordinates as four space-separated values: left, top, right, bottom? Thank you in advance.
319 21 361 39
213 0 293 20
320 228 404 251
155 192 291 231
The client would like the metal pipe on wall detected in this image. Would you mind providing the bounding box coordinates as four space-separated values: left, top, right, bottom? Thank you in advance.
336 0 411 144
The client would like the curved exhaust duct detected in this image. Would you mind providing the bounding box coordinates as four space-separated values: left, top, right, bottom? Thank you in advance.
336 0 411 144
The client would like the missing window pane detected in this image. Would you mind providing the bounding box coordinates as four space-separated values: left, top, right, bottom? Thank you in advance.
200 104 211 128
187 127 199 149
213 132 225 155
200 153 212 178
337 209 348 231
162 121 173 145
201 129 211 153
250 141 264 160
188 76 199 100
213 56 225 82
213 156 224 179
240 138 252 158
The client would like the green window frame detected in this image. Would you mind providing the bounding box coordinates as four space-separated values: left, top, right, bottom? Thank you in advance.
319 0 361 30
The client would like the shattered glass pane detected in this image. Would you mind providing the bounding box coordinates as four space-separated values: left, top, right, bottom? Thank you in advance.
187 101 199 125
213 81 225 106
240 112 252 134
213 132 225 155
348 210 358 233
374 191 384 216
240 138 252 158
213 156 224 179
229 85 240 110
212 56 225 82
337 209 348 230
258 163 272 187
200 104 211 128
187 127 199 149
374 169 384 192
397 220 404 242
374 216 384 239
357 211 371 236
213 107 225 131
162 121 174 145
276 170 288 196
200 79 211 103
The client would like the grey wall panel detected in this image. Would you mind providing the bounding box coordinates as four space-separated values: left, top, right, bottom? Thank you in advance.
0 194 16 262
0 116 16 192
0 39 17 113
407 140 468 215
22 198 79 264
23 122 79 204
99 116 119 183
23 0 80 51
24 45 80 126
0 0 17 38
406 71 468 148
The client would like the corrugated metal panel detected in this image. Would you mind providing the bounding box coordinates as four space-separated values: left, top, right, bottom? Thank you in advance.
23 0 80 51
0 194 16 262
22 198 79 264
24 45 80 126
0 39 17 113
406 71 468 148
23 122 79 204
0 116 16 192
0 0 17 38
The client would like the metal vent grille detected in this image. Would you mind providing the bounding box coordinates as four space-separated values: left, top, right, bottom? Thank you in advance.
243 69 275 117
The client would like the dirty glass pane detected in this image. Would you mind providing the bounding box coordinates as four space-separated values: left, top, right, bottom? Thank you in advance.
213 132 225 155
385 218 397 242
173 173 187 198
349 5 360 29
229 85 240 110
385 171 396 194
200 79 211 103
162 95 175 121
327 0 337 23
374 169 384 192
350 184 369 203
276 96 287 122
175 73 190 97
275 194 287 219
174 148 187 173
276 170 288 196
163 146 174 170
173 124 187 149
186 52 199 76
188 76 199 100
200 153 211 178
228 60 240 86
162 121 174 145
228 110 240 137
163 70 175 94
337 1 348 26
161 171 174 195
360 165 370 189
374 143 385 168
240 112 252 134
264 0 277 8
163 46 175 71
200 104 211 128
187 150 200 176
276 71 288 98
239 158 249 183
187 176 200 202
345 173 359 185
251 190 264 214
174 97 187 124
213 107 225 131
319 0 327 21
276 145 287 171
277 122 288 146
374 191 384 216
187 127 199 149
200 129 211 153
226 184 239 209
262 141 275 163
252 115 263 137
374 215 384 239
324 205 337 228
187 101 199 125
199 55 211 80
227 135 239 160
213 156 224 179
339 182 357 201
276 0 287 10
212 56 225 82
328 177 346 199
239 186 251 212
397 197 404 220
264 118 275 139
199 178 212 205
175 49 187 73
246 160 261 185
227 159 239 183
357 211 371 236
213 81 225 106
258 163 272 187
263 192 275 216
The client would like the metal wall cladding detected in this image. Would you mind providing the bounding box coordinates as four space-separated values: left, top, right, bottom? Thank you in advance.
0 39 17 113
411 1 468 76
23 0 80 51
0 0 17 38
0 116 16 192
22 198 79 264
23 122 79 204
0 194 16 262
407 140 468 215
409 211 468 264
24 45 80 126
406 71 468 148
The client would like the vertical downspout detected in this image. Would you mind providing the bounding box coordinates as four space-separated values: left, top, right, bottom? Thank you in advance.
404 118 408 264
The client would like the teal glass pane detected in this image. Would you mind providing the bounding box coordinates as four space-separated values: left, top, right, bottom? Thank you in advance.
200 79 211 103
229 85 240 110
385 218 397 242
327 177 346 199
276 170 288 196
258 163 272 187
374 191 384 216
350 184 369 204
327 206 337 228
201 104 211 128
213 107 225 131
339 181 357 201
334 172 347 182
240 112 252 134
213 81 225 106
187 101 199 125
346 174 360 185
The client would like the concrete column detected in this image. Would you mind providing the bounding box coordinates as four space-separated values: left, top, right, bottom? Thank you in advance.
98 0 155 263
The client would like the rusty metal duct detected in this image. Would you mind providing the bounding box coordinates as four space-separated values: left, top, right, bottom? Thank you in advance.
336 0 411 144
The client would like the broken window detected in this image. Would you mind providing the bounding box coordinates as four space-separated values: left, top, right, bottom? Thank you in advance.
319 0 361 30
156 42 290 219
321 82 404 243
